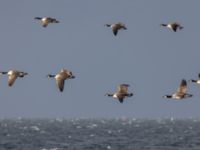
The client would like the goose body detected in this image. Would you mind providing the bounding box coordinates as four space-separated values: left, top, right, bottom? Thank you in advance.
47 69 75 92
0 70 28 86
105 22 127 36
163 79 192 100
161 22 183 32
189 73 200 84
105 84 133 103
34 17 59 27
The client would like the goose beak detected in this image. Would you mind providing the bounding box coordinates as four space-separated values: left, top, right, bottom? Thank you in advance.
0 72 7 75
104 24 110 27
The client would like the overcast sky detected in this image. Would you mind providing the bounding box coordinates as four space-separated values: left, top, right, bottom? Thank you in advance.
0 0 200 118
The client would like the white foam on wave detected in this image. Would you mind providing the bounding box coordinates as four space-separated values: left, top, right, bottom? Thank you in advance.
107 130 112 134
76 125 82 129
41 148 59 150
90 134 95 137
55 118 63 122
30 125 40 131
50 148 59 150
87 123 98 129
170 117 174 122
100 120 106 124
107 145 111 149
68 135 72 138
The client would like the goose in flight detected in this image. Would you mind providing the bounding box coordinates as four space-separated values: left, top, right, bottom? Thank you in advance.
34 17 59 27
105 84 133 103
163 79 192 100
105 22 127 36
0 70 28 87
47 69 75 92
161 22 183 32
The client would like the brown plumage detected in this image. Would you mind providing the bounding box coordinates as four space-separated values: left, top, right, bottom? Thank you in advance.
47 69 75 92
105 84 133 103
0 70 28 87
105 22 127 36
35 17 59 27
161 22 183 32
163 79 192 99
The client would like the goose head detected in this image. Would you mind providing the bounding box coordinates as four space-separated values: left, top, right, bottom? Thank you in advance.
163 95 172 98
68 71 75 79
47 74 55 78
105 93 114 97
105 24 111 27
0 71 8 75
34 17 42 20
160 24 167 27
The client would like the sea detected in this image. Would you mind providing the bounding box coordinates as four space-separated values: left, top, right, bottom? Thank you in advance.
0 118 200 150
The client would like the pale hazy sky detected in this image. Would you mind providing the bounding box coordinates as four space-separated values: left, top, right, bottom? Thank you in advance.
0 0 200 118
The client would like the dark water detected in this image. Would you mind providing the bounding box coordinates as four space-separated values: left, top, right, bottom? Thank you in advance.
1 118 200 150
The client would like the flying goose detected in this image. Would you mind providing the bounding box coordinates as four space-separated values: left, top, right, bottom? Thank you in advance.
34 17 59 27
105 84 133 103
0 70 28 87
163 79 192 100
189 73 200 84
47 69 75 92
105 22 127 36
161 22 183 32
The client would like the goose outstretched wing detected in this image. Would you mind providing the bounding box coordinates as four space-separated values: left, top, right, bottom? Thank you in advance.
56 78 65 92
176 79 187 95
8 74 18 87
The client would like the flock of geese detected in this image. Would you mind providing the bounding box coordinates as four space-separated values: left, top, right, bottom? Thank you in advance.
1 17 199 103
